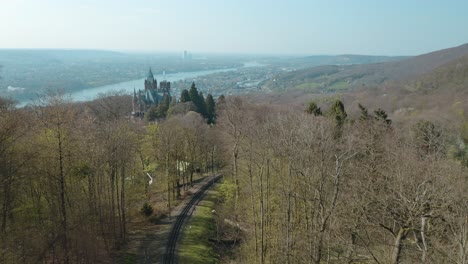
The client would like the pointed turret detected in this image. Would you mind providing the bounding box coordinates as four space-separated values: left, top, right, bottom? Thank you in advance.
147 67 154 82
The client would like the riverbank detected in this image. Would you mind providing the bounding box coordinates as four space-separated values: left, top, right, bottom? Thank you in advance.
16 61 264 107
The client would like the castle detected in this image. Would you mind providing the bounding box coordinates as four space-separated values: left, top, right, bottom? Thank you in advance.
132 68 171 117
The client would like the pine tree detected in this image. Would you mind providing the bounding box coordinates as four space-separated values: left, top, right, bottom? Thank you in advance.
358 103 370 121
329 100 347 128
156 95 171 118
205 94 216 124
374 108 392 125
180 89 191 103
198 91 207 118
306 101 322 116
189 82 198 102
145 106 158 122
328 100 347 138
187 82 207 117
218 94 226 103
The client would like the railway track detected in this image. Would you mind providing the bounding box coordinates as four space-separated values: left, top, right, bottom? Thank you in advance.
162 175 222 264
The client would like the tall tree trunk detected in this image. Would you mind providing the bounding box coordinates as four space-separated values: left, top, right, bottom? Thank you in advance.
421 216 428 263
233 143 239 221
313 228 325 264
392 227 409 264
286 162 292 264
247 150 258 262
116 168 122 240
110 166 117 242
266 158 271 263
58 133 69 264
166 153 171 218
260 159 265 264
120 164 126 241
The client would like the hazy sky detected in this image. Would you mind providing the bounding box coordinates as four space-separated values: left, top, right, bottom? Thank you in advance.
1 0 468 55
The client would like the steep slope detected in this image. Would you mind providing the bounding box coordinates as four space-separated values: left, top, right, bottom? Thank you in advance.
403 54 468 92
341 53 468 125
263 43 468 92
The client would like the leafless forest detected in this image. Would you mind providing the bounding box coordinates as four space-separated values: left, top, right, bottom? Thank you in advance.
0 88 467 264
215 97 467 264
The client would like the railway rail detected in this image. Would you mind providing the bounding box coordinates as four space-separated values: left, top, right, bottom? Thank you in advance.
162 174 222 264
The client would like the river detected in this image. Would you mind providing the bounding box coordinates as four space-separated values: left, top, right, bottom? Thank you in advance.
68 61 264 102
16 61 264 107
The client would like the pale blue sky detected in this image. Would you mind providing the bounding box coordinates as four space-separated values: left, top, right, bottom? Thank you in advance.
1 0 467 55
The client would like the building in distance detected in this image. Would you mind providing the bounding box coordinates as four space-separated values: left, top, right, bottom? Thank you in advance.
132 68 171 118
182 50 192 60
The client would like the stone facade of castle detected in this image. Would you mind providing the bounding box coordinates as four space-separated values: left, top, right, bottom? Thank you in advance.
132 68 171 117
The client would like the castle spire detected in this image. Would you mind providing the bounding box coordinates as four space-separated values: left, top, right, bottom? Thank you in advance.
147 67 154 82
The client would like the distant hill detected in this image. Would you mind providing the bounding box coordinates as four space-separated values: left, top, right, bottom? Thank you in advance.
403 54 468 93
266 54 407 69
263 43 468 92
0 49 126 64
341 48 468 125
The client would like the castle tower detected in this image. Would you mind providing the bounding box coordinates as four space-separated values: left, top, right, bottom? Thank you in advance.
133 68 174 119
147 68 154 82
145 68 157 91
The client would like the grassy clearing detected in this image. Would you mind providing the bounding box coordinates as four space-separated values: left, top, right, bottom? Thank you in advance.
178 186 220 264
293 82 321 91
327 80 348 91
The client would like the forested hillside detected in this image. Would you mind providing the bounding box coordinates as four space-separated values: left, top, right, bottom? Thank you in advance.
0 92 221 263
2 43 468 264
263 43 468 92
1 62 467 264
214 97 468 264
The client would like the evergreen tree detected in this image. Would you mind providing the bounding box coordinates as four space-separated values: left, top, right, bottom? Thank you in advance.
169 96 176 108
145 96 171 121
328 100 347 138
306 101 322 116
187 82 208 117
205 94 216 124
198 91 207 118
156 95 171 118
189 82 198 102
145 106 158 122
358 103 370 121
180 89 191 103
215 95 226 112
218 94 225 103
374 108 392 125
329 100 347 128
358 103 391 125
